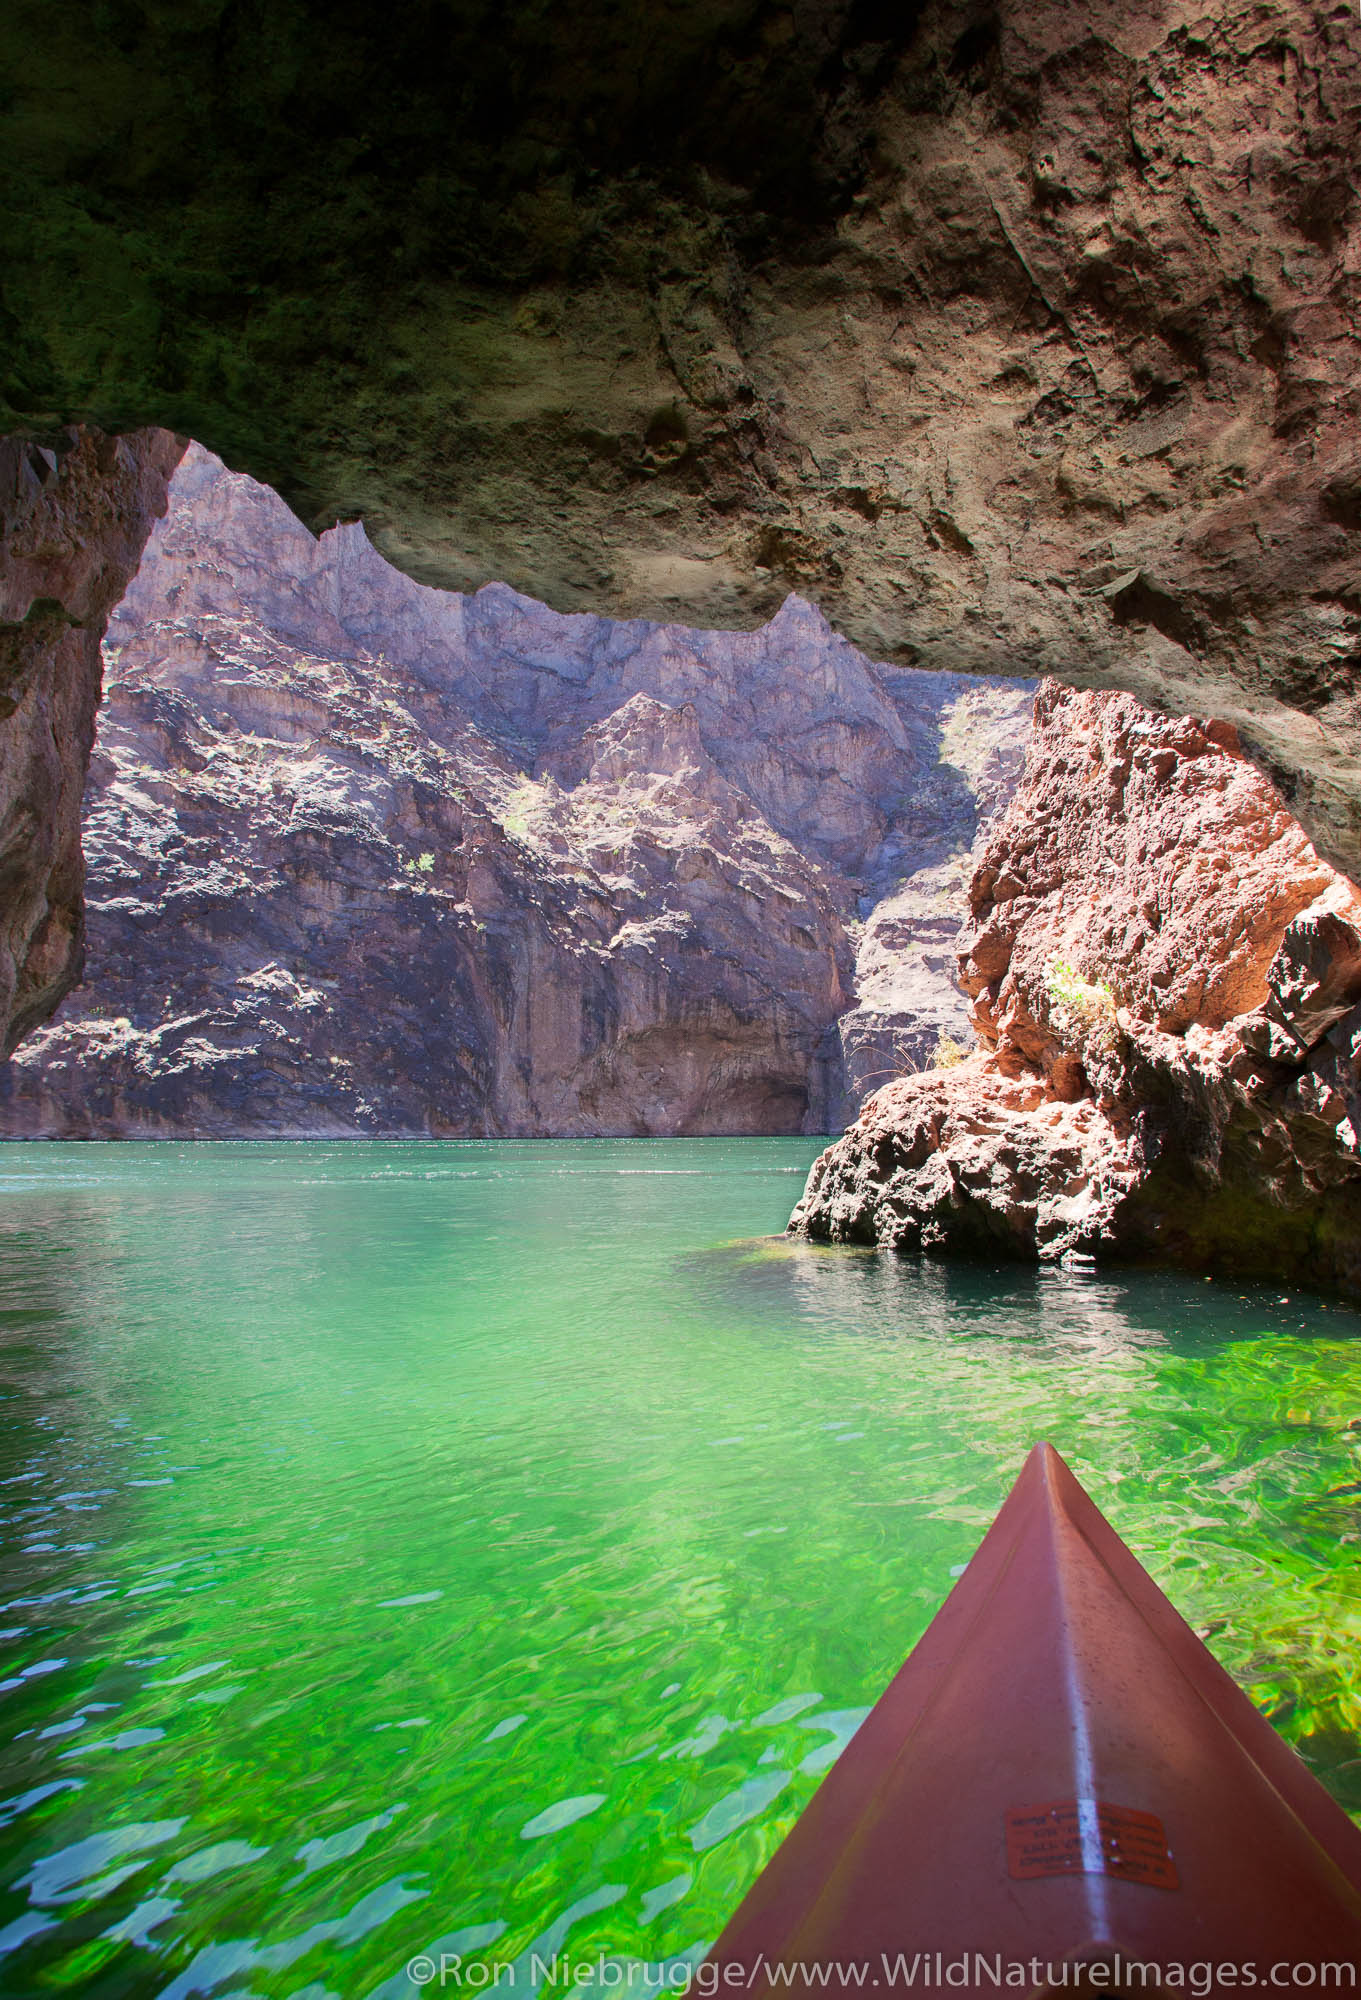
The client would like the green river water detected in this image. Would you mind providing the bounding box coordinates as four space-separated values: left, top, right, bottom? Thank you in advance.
0 1140 1358 1997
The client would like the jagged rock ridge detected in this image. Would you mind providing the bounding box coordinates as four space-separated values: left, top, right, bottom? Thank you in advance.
792 682 1361 1292
0 447 1030 1138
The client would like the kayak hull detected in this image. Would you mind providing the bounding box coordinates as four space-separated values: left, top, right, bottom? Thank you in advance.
704 1445 1361 1992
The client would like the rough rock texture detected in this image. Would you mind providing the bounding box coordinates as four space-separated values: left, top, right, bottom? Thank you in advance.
0 447 1028 1138
0 427 183 1055
831 684 1027 1113
791 682 1361 1292
5 3 1361 878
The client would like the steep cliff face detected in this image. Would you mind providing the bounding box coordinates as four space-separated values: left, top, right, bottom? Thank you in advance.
792 683 1361 1291
0 448 1029 1138
5 4 1361 878
0 427 183 1055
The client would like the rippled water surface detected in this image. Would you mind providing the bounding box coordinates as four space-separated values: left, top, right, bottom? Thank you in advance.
0 1139 1359 1996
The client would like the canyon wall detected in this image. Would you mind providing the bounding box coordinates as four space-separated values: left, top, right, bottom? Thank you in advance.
792 682 1361 1290
0 448 1029 1139
4 4 1361 879
0 428 182 1055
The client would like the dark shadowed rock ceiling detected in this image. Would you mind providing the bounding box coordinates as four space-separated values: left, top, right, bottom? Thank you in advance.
4 0 1361 877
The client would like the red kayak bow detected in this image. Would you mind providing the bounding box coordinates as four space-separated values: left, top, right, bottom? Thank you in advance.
705 1444 1361 1992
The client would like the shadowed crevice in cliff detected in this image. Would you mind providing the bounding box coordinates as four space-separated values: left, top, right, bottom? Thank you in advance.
791 682 1361 1294
0 447 1031 1138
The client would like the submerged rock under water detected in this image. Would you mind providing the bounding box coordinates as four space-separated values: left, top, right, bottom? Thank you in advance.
0 1138 1356 1988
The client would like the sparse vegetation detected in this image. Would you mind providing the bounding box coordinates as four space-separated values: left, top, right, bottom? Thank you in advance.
1044 957 1119 1053
499 777 547 844
934 1031 969 1069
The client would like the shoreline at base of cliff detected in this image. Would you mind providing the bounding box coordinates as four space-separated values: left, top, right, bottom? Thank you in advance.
790 681 1361 1297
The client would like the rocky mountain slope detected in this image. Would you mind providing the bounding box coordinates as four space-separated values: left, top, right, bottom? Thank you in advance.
0 427 182 1054
0 448 1029 1138
792 682 1361 1291
5 0 1361 1077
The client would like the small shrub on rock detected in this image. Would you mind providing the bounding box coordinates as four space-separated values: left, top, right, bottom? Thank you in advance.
1044 957 1119 1054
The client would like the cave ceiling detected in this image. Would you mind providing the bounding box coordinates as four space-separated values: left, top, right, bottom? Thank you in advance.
5 0 1361 872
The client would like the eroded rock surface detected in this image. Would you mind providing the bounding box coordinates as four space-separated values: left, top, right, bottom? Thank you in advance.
791 682 1361 1291
5 4 1361 875
0 427 183 1055
0 448 1028 1137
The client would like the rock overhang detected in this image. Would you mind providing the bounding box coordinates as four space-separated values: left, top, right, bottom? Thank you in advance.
4 0 1361 880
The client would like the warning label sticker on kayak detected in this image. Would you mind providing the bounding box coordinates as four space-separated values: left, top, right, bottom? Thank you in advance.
1005 1800 1179 1890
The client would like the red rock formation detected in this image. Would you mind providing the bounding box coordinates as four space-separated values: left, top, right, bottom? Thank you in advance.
0 428 183 1053
792 683 1361 1291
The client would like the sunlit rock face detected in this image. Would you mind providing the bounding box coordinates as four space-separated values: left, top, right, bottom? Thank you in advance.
792 682 1361 1293
0 448 1030 1138
5 3 1361 878
0 427 182 1055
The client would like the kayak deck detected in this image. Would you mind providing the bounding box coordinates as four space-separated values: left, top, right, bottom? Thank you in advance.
705 1444 1361 1991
